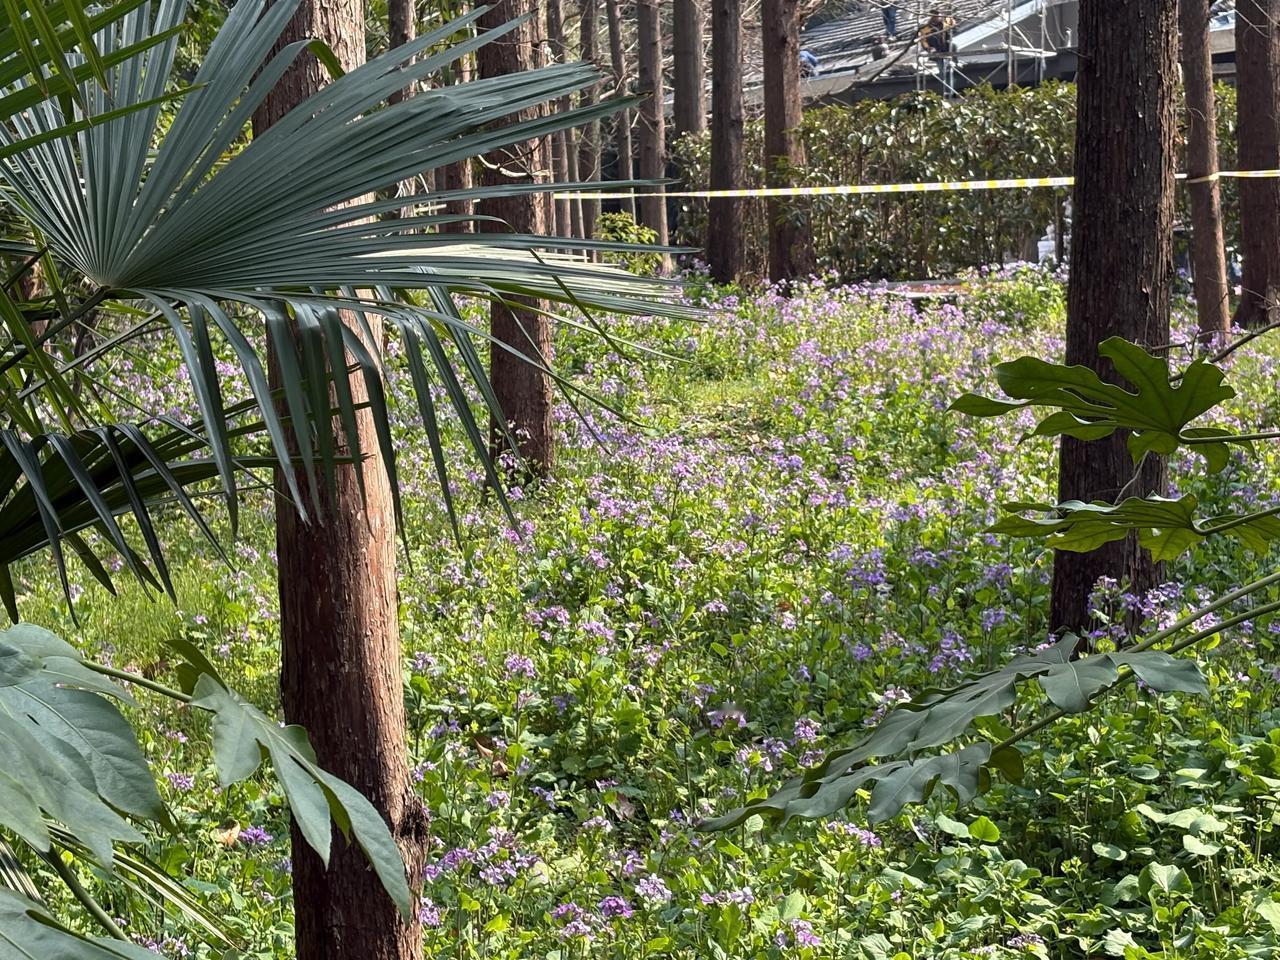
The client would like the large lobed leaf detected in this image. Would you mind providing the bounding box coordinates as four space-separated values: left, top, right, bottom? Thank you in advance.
989 495 1280 562
190 672 413 917
951 337 1237 469
0 623 159 866
705 637 1208 829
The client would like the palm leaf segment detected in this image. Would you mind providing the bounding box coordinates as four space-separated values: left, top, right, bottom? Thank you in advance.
0 0 679 610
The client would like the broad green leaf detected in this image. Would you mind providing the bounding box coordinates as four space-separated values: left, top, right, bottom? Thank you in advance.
953 337 1236 466
968 816 1000 843
189 674 411 916
1139 862 1193 898
989 496 1280 562
1113 651 1208 697
0 889 161 960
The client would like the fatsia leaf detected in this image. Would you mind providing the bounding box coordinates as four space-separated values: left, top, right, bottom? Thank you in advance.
189 675 412 916
950 337 1236 467
1112 650 1209 697
705 634 1211 830
0 889 161 960
989 496 1280 562
0 625 160 865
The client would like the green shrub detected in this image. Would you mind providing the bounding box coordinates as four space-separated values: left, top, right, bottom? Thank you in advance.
595 210 663 276
674 81 1240 282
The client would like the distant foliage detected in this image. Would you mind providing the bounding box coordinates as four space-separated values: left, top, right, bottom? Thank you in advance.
674 82 1240 282
595 210 663 276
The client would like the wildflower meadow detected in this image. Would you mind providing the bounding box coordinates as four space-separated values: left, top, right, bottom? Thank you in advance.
18 267 1280 959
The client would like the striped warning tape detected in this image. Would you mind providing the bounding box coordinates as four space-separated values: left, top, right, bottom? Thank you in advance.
552 169 1280 201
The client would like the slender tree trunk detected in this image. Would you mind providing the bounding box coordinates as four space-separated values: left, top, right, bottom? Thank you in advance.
707 0 744 283
605 0 635 217
673 0 706 139
762 0 812 283
1051 0 1177 634
1179 0 1230 340
441 37 474 232
477 0 556 473
387 0 417 216
253 4 424 960
578 0 602 240
1234 0 1280 329
546 0 573 236
635 0 670 268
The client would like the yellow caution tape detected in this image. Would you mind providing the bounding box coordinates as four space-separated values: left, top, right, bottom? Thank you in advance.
553 169 1280 201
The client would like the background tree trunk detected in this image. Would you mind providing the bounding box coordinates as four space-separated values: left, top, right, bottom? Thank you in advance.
1051 0 1177 634
635 0 670 267
1234 0 1280 329
1180 0 1230 340
578 0 602 241
605 0 635 217
253 3 424 960
546 0 573 237
477 0 557 473
707 0 744 283
762 0 813 283
387 0 417 216
673 0 706 139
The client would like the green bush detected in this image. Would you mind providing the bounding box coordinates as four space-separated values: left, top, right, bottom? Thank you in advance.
595 210 663 276
674 81 1241 282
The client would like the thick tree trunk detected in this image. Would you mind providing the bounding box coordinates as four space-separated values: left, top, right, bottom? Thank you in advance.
477 0 556 473
578 0 602 240
1180 0 1230 340
1051 0 1177 634
605 0 635 217
635 0 670 266
253 4 424 960
673 0 706 139
707 0 744 283
1234 0 1280 329
762 0 813 283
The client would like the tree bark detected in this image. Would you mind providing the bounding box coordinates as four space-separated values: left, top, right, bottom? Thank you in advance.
1051 0 1177 634
673 0 706 139
578 0 602 240
387 0 417 216
762 0 813 283
253 4 424 960
635 0 670 266
1234 0 1280 329
441 35 474 232
605 0 635 217
546 0 573 237
477 0 557 473
1179 0 1230 340
707 0 744 283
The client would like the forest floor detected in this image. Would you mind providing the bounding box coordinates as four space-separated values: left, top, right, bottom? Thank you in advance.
19 266 1280 959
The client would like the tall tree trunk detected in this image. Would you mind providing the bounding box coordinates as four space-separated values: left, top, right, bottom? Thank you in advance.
672 0 705 139
477 0 556 473
605 0 635 217
253 4 424 960
635 0 670 268
546 0 573 237
1179 0 1230 341
441 30 474 232
1234 0 1280 329
578 0 602 240
1051 0 1177 634
707 0 744 283
387 0 417 216
762 0 812 283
